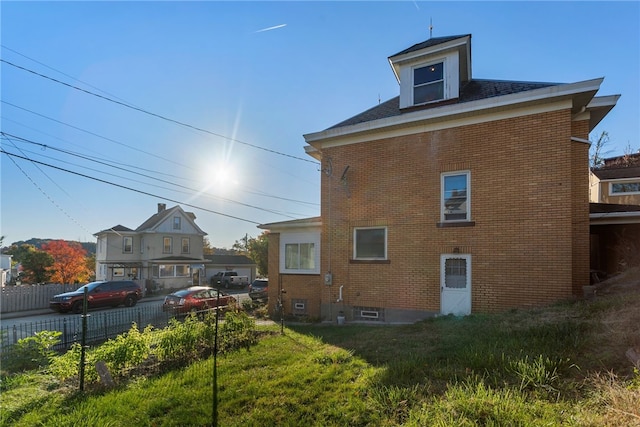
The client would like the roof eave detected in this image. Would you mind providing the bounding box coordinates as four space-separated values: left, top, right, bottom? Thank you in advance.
303 77 605 147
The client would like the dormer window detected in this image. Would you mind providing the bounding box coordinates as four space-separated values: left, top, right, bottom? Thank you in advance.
414 62 444 104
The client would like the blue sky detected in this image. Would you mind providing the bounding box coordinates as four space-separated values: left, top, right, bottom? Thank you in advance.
1 1 638 248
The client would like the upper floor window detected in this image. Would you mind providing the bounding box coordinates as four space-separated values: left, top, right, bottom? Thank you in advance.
181 238 190 254
163 237 173 253
123 236 133 254
140 237 144 254
442 172 470 222
173 216 181 230
611 181 640 195
354 227 387 260
414 62 444 105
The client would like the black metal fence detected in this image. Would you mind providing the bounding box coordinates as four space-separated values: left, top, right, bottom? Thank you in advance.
1 304 175 355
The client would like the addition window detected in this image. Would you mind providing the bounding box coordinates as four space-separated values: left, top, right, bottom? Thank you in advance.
163 237 173 253
181 238 190 254
285 243 315 270
123 236 133 254
442 172 470 222
354 227 387 260
413 62 444 105
611 181 640 195
173 216 181 230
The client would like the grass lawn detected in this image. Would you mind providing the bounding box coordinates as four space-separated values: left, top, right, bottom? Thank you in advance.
2 269 639 426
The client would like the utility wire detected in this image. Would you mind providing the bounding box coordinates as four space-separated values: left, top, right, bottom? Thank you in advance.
1 149 263 225
2 131 318 213
2 58 319 165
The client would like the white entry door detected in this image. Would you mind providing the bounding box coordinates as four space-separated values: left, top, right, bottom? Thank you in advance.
440 254 471 315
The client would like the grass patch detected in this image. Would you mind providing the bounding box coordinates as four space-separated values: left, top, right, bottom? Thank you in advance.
2 272 639 425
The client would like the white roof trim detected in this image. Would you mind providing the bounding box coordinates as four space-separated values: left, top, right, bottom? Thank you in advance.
571 137 591 145
304 78 604 145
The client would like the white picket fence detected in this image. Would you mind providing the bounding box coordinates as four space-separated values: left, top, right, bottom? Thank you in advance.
1 284 82 313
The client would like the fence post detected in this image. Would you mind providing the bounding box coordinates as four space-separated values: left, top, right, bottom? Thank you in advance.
12 325 18 345
104 312 108 340
63 318 68 348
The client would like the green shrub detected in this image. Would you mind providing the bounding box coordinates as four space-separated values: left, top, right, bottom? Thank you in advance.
3 331 61 372
92 323 153 377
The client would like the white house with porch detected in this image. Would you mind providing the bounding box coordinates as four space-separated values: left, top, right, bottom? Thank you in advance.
94 203 207 294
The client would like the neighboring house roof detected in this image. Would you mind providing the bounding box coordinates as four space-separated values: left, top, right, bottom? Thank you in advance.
94 225 134 235
590 203 640 225
204 254 255 265
592 165 640 180
590 203 640 214
328 80 558 130
136 205 206 235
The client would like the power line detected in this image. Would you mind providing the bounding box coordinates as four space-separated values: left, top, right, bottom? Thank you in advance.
1 149 264 225
2 58 319 165
1 131 318 213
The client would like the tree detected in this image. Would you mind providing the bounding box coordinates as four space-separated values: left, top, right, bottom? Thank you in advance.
21 249 54 284
247 232 269 277
41 240 92 284
203 237 215 255
590 131 610 169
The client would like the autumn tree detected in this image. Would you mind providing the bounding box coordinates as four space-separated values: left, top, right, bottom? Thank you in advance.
42 240 92 284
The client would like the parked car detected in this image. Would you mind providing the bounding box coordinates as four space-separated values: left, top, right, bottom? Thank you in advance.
162 286 236 315
49 280 142 314
210 271 249 289
248 279 268 302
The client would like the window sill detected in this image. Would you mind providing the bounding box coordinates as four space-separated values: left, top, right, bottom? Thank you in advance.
349 259 391 264
437 221 476 228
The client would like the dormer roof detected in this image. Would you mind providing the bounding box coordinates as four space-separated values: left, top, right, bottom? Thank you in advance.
388 34 472 85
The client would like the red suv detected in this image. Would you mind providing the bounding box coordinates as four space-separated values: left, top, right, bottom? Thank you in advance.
49 280 142 314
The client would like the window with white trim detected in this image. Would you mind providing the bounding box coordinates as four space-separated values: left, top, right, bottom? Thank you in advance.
163 237 173 253
181 238 190 254
413 62 444 105
279 231 320 274
123 236 133 254
442 172 470 221
354 227 387 260
611 181 640 195
285 243 315 270
154 264 190 278
173 216 181 230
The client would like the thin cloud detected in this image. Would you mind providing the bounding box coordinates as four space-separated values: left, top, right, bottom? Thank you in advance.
255 24 287 33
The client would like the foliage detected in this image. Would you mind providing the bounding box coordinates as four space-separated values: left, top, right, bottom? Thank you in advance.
41 240 92 284
590 130 610 169
92 323 153 377
2 331 61 372
19 247 54 283
247 231 269 276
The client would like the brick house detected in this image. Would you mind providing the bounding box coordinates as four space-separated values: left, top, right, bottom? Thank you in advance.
94 203 207 293
589 153 640 275
260 34 620 323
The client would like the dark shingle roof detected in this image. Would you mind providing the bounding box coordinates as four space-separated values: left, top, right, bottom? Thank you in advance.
592 166 640 180
590 203 640 214
390 35 471 57
328 79 559 130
